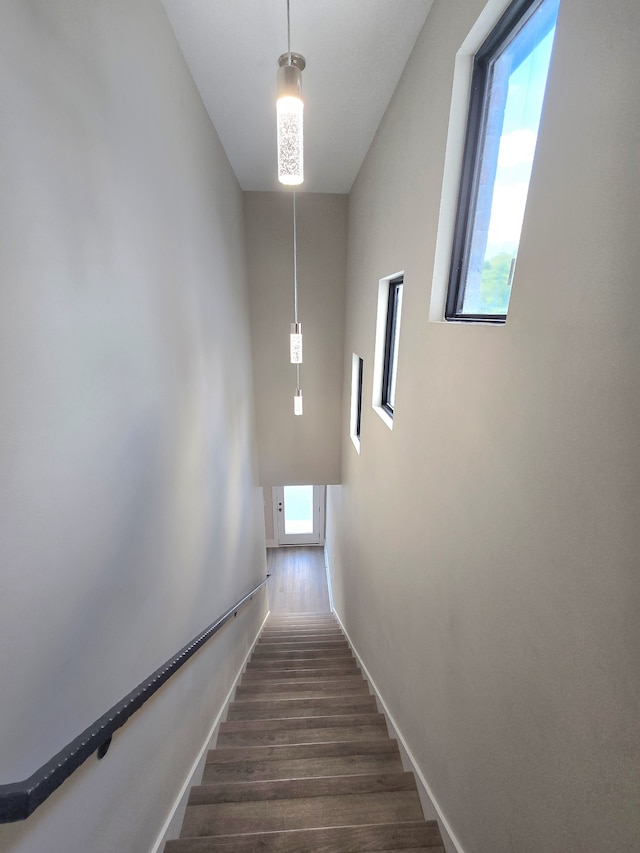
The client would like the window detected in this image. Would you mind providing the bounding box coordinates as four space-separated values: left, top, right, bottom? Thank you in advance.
381 277 403 415
372 272 404 429
350 354 364 452
447 0 560 322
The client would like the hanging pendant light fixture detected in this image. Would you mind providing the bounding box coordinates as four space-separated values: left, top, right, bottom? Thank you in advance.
277 2 305 415
277 1 305 185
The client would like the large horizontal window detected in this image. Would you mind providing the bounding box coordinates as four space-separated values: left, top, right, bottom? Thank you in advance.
447 0 560 322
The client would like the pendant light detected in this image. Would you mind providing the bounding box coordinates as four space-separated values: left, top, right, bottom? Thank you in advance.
277 1 305 185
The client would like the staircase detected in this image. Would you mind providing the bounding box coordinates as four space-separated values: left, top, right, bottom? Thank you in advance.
166 613 444 852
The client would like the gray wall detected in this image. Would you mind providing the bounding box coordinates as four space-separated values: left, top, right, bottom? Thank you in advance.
326 0 640 851
245 191 347 487
0 2 267 851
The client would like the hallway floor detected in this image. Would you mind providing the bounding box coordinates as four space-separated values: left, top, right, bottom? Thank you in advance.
266 547 330 614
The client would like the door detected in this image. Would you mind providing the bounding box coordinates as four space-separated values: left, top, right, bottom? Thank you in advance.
273 485 325 546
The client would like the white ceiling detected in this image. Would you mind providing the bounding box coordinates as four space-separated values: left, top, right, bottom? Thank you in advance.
160 0 433 193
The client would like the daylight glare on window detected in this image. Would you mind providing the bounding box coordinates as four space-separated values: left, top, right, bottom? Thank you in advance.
457 0 559 318
283 485 314 535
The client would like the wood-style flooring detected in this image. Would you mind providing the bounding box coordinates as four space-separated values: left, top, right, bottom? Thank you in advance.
266 546 331 614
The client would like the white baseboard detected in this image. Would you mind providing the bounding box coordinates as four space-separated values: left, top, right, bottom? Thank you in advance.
150 609 270 853
331 606 466 853
323 543 334 612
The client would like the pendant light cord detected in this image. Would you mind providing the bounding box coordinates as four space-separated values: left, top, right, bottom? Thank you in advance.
287 0 291 62
293 190 299 323
293 190 300 390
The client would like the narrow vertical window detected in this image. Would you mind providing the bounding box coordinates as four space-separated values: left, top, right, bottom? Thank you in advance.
350 353 364 452
381 277 403 415
447 0 560 322
356 357 364 439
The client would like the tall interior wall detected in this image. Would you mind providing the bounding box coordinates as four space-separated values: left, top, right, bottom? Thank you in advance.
244 191 347 489
0 2 267 852
326 0 640 851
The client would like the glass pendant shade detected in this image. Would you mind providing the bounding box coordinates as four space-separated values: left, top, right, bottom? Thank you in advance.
277 54 305 185
290 323 303 363
294 389 303 416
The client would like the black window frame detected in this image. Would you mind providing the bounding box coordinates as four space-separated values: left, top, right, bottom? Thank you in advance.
446 0 558 323
381 276 403 417
355 356 364 440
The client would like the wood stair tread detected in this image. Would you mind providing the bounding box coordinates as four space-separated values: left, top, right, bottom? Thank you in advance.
256 628 346 646
206 738 402 764
258 628 346 644
245 655 360 674
180 790 424 836
266 613 337 618
254 644 349 651
166 820 441 852
253 634 349 654
217 723 390 747
245 656 354 664
234 686 370 702
235 675 367 693
263 623 340 628
243 663 361 677
227 695 377 720
189 771 417 804
252 637 351 655
202 751 405 784
376 848 443 853
249 652 354 662
221 711 385 733
374 848 442 853
237 674 366 685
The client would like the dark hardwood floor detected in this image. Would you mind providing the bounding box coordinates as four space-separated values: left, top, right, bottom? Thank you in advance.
266 547 331 614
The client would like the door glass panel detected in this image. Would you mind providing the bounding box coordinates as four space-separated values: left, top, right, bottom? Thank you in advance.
283 485 314 534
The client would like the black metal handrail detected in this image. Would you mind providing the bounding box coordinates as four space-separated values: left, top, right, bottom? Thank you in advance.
0 576 269 823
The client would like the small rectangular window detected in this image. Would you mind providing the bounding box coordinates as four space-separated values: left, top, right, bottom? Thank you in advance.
381 277 403 415
350 354 364 452
447 0 559 322
356 357 364 439
372 272 404 430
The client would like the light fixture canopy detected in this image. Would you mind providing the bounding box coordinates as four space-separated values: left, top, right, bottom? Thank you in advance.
277 52 305 185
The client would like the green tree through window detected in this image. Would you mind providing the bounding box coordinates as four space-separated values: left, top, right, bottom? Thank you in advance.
480 252 514 312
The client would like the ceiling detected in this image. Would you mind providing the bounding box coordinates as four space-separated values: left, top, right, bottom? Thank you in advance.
160 0 434 193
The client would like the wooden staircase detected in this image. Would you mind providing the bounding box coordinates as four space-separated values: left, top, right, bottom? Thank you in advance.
166 613 444 852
